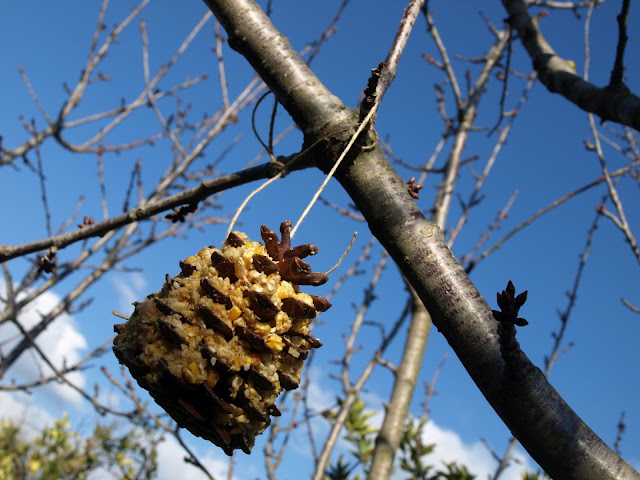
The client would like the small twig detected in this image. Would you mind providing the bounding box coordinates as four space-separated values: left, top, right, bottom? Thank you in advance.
465 159 640 273
226 452 235 480
421 352 447 416
123 159 142 213
382 138 447 174
488 27 514 135
175 430 217 480
34 130 52 237
588 113 640 266
18 66 52 124
584 1 594 80
460 190 518 267
527 0 604 8
317 196 365 222
325 232 358 275
305 0 352 65
214 22 230 109
0 339 110 393
59 0 150 122
545 203 602 375
488 437 519 480
140 18 188 159
621 298 640 313
96 148 108 219
342 252 388 385
613 411 627 455
325 237 376 302
610 0 630 87
422 3 463 111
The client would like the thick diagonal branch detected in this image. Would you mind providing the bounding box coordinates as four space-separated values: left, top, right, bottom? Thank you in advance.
202 0 352 139
204 0 639 478
336 146 638 480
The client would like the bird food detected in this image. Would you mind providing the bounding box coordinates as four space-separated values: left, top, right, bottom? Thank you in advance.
113 222 331 454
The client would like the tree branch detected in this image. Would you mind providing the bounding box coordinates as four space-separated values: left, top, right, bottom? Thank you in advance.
0 163 274 262
202 0 352 139
610 0 631 87
337 144 638 479
502 0 640 131
367 285 431 480
205 0 639 477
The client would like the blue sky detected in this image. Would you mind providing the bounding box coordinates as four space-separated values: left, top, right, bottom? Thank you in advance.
1 1 639 479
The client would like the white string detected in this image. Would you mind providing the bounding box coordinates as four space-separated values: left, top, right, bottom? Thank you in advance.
225 171 283 238
291 103 379 239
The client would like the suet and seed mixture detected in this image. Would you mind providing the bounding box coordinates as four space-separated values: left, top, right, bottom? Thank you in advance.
113 222 331 454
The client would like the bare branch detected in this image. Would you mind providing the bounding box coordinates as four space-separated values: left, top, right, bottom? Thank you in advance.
0 163 275 262
502 0 640 130
621 297 640 313
376 0 426 102
466 159 640 273
202 0 352 138
610 0 631 87
368 285 431 480
588 115 640 266
422 4 464 111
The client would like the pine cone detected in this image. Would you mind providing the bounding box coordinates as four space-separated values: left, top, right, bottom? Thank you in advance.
113 222 331 455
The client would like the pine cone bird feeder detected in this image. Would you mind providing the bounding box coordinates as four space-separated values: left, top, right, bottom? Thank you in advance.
113 221 331 455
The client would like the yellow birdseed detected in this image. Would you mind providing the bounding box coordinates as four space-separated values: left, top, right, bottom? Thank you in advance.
113 223 330 456
266 335 284 352
228 306 242 321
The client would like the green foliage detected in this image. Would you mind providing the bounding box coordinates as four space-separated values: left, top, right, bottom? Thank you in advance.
398 416 436 479
430 461 476 480
324 397 376 480
522 470 551 480
0 414 158 480
397 416 474 480
324 396 550 480
343 398 377 466
324 397 377 480
325 455 358 480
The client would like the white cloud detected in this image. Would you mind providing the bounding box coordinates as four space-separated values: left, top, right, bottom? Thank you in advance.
0 390 55 437
306 365 338 412
111 271 147 314
417 421 532 480
155 435 236 480
0 288 88 409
